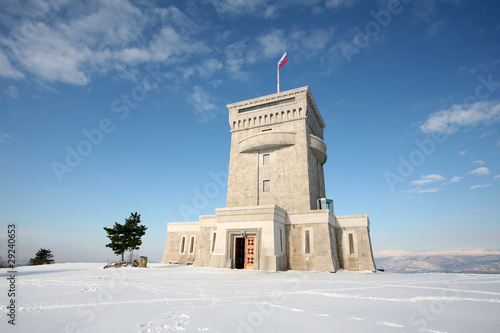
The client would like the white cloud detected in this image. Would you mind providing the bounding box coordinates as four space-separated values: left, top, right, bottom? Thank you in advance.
0 51 24 79
420 101 500 134
186 86 219 122
469 167 490 175
289 29 331 59
196 59 223 80
257 30 287 58
0 1 210 85
224 40 251 80
0 132 12 142
459 150 467 156
208 0 276 19
405 187 440 193
5 85 19 99
494 175 500 180
470 184 493 190
427 18 449 36
449 176 464 183
325 0 360 10
410 174 445 186
472 160 485 165
417 188 439 193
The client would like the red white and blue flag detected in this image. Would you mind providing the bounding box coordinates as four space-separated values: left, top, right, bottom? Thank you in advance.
278 52 288 68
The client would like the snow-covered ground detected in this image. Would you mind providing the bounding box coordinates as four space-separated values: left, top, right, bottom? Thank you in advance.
1 263 500 333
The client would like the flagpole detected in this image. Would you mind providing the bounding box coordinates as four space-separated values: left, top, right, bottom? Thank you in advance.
277 66 280 93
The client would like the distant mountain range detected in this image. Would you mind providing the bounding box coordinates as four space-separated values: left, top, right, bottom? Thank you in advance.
375 254 500 274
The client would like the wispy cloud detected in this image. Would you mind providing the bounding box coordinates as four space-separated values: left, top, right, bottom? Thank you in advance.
469 167 490 175
0 1 210 85
405 187 440 194
470 184 492 190
325 0 360 10
0 132 12 143
472 160 486 165
410 174 445 186
427 18 449 36
0 51 24 79
449 176 464 183
420 101 500 134
459 150 467 156
186 86 219 122
256 29 287 58
224 40 252 80
494 175 500 180
208 0 277 19
5 85 18 99
417 188 439 193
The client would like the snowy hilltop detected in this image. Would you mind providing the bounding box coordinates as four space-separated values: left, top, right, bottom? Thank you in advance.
375 250 500 274
1 263 500 332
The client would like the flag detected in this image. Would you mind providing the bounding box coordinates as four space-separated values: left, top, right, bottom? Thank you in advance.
278 52 288 69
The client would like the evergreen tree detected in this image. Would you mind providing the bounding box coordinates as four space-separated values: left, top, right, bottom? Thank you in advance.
29 248 55 265
103 212 147 261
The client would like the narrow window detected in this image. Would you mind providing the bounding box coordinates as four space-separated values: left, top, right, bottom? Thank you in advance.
305 230 310 254
349 233 354 254
263 154 270 165
263 180 270 192
189 236 195 254
180 236 186 253
212 232 217 252
262 128 272 132
280 229 283 252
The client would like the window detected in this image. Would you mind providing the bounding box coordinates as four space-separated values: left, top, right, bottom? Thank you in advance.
280 229 283 252
189 236 195 254
180 236 186 253
263 154 270 165
349 233 354 255
263 180 270 192
326 200 333 213
211 232 217 252
261 128 272 132
305 230 310 254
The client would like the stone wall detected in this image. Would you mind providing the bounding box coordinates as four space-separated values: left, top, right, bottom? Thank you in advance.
286 211 338 272
335 215 376 271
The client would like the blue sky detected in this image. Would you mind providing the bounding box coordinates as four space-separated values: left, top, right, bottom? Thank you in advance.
1 0 499 263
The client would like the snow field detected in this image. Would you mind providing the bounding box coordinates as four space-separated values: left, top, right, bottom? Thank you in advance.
1 263 500 332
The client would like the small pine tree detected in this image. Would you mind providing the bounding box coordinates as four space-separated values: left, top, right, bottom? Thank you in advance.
29 248 55 265
103 212 148 261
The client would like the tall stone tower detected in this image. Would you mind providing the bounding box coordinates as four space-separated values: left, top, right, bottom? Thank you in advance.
226 87 327 213
161 86 376 272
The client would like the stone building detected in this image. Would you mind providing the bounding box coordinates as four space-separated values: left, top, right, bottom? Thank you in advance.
161 86 376 272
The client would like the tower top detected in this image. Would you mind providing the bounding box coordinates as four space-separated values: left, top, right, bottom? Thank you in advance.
226 86 325 136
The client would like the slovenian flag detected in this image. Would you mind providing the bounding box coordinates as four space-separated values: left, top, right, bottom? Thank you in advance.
278 52 288 69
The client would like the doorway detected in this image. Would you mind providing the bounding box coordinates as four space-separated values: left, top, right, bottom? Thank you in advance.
235 237 255 270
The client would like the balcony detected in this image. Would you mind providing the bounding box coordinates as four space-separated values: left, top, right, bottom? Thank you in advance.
238 131 296 153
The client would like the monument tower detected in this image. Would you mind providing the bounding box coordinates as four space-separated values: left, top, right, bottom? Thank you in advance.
162 87 376 272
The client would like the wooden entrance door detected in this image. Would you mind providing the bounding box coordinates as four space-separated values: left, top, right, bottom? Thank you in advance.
244 237 255 270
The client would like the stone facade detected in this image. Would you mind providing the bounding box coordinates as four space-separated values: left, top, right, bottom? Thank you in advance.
161 86 376 272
